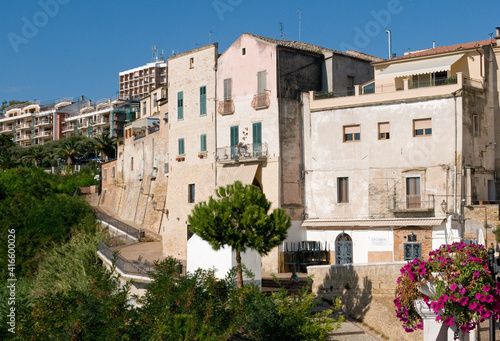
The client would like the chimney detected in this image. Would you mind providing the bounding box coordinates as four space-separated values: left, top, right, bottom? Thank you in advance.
496 27 500 45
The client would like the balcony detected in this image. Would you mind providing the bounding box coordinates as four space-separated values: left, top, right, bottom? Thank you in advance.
216 142 268 163
218 100 234 115
36 119 52 127
251 91 270 110
388 194 435 213
310 72 467 110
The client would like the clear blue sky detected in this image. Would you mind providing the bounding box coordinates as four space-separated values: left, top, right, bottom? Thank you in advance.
1 0 499 104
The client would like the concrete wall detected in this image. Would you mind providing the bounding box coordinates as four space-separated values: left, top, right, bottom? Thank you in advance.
187 234 261 285
309 262 421 341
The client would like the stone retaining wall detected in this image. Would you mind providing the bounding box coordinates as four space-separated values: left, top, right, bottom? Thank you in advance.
308 262 422 341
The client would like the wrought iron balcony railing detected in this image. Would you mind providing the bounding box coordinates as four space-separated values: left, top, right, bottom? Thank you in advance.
217 99 234 115
388 194 435 211
216 142 268 162
251 91 270 109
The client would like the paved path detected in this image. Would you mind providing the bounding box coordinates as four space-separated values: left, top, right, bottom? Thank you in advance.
328 321 382 341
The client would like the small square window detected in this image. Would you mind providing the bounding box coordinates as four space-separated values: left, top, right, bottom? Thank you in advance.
343 125 360 142
378 122 390 140
242 48 246 55
188 184 195 203
413 118 432 137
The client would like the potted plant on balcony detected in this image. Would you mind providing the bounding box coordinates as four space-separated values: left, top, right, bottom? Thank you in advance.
395 242 500 336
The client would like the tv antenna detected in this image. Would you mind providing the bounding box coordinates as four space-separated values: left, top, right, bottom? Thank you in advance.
152 46 158 62
297 10 301 42
280 22 285 40
209 31 216 43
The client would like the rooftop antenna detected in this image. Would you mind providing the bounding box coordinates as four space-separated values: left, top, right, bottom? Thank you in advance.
297 10 301 42
386 30 392 59
209 31 216 44
152 46 158 62
280 22 285 40
160 49 164 61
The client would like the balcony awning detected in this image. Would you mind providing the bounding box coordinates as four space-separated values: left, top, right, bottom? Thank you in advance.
302 218 445 229
376 54 464 79
217 164 259 188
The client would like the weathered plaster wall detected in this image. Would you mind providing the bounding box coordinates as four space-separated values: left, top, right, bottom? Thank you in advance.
309 262 421 341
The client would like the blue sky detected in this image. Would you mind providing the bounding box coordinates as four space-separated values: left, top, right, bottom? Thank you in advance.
1 0 499 104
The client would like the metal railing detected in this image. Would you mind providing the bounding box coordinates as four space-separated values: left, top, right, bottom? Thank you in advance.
251 92 270 109
98 241 154 275
95 210 140 239
388 194 435 211
216 142 268 161
410 76 457 89
218 100 235 115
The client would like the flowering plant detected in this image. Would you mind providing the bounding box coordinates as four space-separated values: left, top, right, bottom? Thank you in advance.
395 242 500 335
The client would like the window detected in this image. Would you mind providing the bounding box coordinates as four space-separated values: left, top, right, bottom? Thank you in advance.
343 125 360 142
200 134 207 152
103 168 107 180
413 118 432 137
177 91 184 120
378 122 390 140
142 102 146 117
404 243 422 261
473 114 479 137
337 177 349 203
230 125 238 159
178 138 185 156
130 157 134 171
200 86 207 116
190 57 194 68
224 78 232 100
347 76 355 96
188 184 195 203
153 93 157 108
257 71 267 94
242 48 246 55
406 177 421 208
111 166 115 179
252 122 262 156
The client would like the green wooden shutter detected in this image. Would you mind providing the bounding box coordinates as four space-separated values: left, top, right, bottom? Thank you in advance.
200 134 207 152
178 138 185 155
200 86 206 116
177 91 184 120
230 126 238 159
252 122 262 156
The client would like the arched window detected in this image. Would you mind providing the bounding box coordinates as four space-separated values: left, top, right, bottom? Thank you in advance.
335 233 353 265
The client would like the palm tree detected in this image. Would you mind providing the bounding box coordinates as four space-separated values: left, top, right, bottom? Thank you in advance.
94 133 116 161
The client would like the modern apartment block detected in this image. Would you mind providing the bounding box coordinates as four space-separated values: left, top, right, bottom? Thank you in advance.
119 61 167 100
302 32 500 265
0 97 85 146
62 96 134 139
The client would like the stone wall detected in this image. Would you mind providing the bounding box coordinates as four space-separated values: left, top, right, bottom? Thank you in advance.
308 262 422 341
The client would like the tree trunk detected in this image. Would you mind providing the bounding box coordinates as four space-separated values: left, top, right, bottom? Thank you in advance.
236 251 243 288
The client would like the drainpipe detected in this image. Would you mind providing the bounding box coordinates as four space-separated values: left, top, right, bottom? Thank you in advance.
214 46 218 189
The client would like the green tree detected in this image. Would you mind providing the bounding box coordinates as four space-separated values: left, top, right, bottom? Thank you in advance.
188 181 291 288
94 133 116 160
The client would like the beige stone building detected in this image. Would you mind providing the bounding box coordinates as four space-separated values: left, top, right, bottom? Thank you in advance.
164 44 218 261
302 33 500 265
